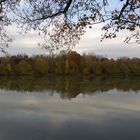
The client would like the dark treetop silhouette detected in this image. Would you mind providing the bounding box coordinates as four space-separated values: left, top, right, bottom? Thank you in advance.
0 0 140 52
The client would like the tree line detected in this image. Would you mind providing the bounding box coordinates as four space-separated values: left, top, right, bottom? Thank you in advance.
0 51 140 76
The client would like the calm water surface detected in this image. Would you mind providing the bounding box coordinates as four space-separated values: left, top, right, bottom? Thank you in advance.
0 76 140 140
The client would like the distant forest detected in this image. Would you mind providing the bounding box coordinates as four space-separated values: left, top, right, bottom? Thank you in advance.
0 51 140 76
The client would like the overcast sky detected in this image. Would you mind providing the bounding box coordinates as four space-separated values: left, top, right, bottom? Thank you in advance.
4 24 140 59
3 0 140 58
74 26 140 59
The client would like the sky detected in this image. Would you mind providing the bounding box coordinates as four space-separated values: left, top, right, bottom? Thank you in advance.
74 26 140 59
5 24 140 59
2 0 140 59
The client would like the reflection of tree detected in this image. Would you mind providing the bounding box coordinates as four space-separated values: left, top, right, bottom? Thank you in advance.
0 76 140 99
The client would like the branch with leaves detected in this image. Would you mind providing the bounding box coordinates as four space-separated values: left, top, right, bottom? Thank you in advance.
0 0 140 52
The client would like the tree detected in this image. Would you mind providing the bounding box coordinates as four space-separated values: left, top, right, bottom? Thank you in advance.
0 0 140 52
13 60 33 75
33 57 48 74
65 51 81 74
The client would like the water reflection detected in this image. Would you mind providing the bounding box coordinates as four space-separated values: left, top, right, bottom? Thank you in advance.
0 76 140 140
0 76 140 98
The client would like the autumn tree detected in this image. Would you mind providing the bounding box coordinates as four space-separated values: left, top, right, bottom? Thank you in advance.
65 51 81 74
13 60 33 75
0 0 140 52
33 57 48 74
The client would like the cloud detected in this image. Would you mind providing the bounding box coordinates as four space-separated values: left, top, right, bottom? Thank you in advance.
3 24 140 58
74 25 140 58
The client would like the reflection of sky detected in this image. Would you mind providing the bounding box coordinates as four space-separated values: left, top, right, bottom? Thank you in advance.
0 89 140 140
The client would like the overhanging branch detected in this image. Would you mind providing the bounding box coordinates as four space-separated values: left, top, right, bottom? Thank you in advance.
29 0 73 22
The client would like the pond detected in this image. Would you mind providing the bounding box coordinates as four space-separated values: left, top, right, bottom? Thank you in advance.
0 76 140 140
